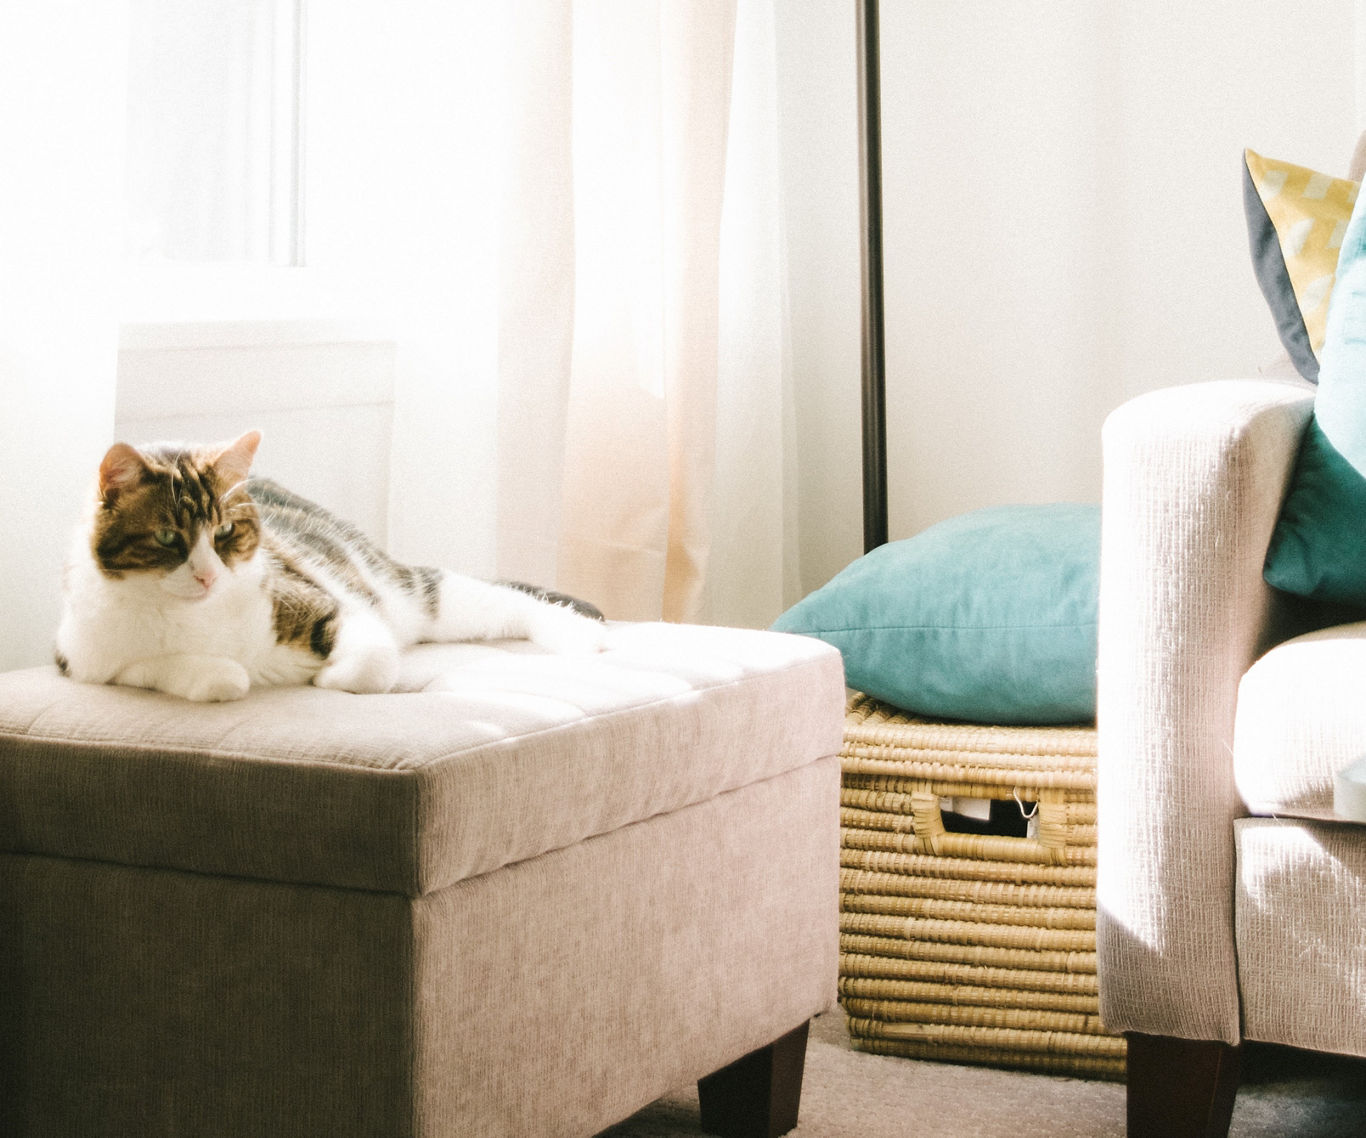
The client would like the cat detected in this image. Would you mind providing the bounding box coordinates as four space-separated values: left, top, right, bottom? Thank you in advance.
55 430 607 702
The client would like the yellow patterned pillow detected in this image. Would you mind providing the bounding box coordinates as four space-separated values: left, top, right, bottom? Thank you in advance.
1243 148 1358 381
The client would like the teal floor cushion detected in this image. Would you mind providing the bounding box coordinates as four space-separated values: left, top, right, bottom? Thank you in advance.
773 503 1100 725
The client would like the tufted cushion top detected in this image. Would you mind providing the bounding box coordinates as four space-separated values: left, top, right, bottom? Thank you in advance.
1234 621 1366 824
0 622 844 897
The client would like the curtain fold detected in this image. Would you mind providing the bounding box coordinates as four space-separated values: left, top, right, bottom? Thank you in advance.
494 0 793 626
494 0 576 593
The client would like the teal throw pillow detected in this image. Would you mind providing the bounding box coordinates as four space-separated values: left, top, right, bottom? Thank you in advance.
1265 170 1366 605
772 503 1099 725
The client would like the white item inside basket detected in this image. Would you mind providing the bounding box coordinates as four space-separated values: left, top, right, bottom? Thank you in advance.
940 796 992 822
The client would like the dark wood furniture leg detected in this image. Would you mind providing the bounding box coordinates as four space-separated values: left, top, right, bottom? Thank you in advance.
1126 1032 1243 1138
697 1021 810 1138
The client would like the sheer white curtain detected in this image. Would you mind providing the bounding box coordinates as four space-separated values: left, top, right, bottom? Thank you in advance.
0 3 126 669
491 0 796 625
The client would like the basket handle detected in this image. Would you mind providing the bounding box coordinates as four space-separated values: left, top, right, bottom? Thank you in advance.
909 789 1069 863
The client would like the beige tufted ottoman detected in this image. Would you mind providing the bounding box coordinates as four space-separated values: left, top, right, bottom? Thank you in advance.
0 622 843 1138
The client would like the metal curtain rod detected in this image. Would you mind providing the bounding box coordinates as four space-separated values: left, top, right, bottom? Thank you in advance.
857 0 889 553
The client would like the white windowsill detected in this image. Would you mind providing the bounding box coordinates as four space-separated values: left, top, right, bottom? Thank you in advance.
118 264 391 351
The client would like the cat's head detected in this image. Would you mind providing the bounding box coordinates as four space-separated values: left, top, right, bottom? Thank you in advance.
90 430 263 601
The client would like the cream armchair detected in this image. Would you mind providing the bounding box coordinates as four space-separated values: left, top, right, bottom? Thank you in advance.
1097 378 1366 1136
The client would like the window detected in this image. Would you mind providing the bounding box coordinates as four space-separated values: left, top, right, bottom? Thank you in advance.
124 0 303 267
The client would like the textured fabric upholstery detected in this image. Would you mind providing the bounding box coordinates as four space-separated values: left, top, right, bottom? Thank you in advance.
411 760 839 1135
2 855 415 1135
1235 819 1366 1056
1096 379 1313 1045
1235 622 1366 820
0 622 844 1137
2 763 839 1138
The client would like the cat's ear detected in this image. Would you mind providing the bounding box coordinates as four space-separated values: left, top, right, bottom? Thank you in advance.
98 443 149 503
213 430 262 486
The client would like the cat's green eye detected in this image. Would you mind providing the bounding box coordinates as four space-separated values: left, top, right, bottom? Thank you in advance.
153 528 178 548
215 521 234 540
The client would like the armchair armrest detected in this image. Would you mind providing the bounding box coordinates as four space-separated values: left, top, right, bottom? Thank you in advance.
1096 378 1313 1044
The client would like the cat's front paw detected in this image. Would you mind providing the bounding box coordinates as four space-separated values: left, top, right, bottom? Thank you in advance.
115 656 251 702
313 644 399 694
182 660 251 702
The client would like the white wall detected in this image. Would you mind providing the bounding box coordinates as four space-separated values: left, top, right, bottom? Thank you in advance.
774 0 863 602
777 0 1358 596
0 4 126 669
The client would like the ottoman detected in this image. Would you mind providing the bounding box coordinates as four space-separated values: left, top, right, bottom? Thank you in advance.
0 622 844 1138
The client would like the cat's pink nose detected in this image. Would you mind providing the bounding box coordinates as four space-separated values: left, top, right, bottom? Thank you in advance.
193 569 216 589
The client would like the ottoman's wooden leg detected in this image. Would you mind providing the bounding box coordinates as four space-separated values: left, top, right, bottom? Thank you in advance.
1126 1032 1242 1138
697 1021 810 1138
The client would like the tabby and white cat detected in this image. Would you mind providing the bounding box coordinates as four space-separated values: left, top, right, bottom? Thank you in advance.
56 430 607 702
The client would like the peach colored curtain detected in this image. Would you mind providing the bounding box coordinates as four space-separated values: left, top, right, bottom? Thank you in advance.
496 0 792 625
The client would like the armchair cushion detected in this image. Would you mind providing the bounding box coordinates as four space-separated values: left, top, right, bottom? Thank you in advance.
1235 819 1366 1057
1234 622 1366 822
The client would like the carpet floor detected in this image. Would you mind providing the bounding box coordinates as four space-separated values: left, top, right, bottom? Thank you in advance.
598 1010 1366 1137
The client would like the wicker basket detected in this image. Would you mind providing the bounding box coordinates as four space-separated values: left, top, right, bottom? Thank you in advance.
839 692 1126 1080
